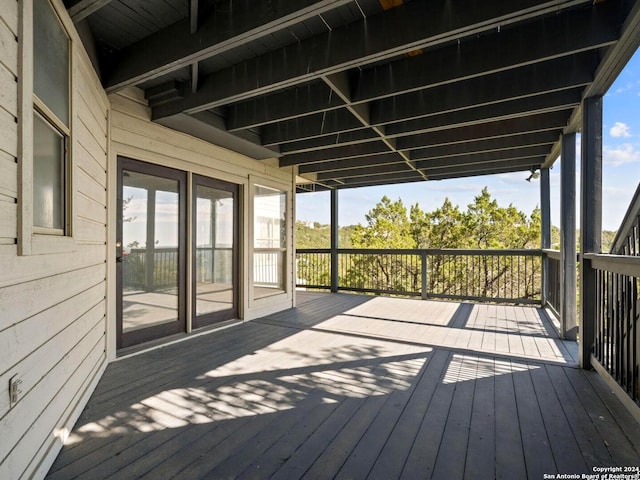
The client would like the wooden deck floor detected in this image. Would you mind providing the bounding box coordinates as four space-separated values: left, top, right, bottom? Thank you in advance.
47 293 640 479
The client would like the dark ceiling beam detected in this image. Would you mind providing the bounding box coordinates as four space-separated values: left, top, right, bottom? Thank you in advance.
339 170 424 186
262 110 365 146
320 71 427 180
316 162 416 181
397 110 571 151
66 0 113 23
280 141 390 166
297 152 404 174
227 52 592 132
426 163 541 181
335 176 426 190
152 0 590 118
225 82 345 131
385 89 582 137
372 53 595 125
410 131 560 160
415 145 551 170
190 0 199 34
274 88 581 154
421 157 544 177
280 129 379 154
352 1 619 103
544 0 640 167
104 0 355 91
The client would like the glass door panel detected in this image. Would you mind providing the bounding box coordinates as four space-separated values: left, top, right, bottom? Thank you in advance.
193 176 238 328
117 158 186 349
253 184 287 299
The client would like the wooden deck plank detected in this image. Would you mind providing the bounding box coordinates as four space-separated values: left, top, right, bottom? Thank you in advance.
512 361 557 479
464 356 496 480
268 358 402 480
544 364 615 467
366 349 450 480
494 359 527 480
529 363 589 473
563 366 640 465
333 355 428 479
430 354 476 480
45 293 640 480
400 352 457 480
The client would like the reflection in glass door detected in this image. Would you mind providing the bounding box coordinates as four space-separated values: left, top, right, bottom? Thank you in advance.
193 176 238 328
116 158 186 349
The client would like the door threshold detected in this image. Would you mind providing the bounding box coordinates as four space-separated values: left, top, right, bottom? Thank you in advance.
115 318 244 361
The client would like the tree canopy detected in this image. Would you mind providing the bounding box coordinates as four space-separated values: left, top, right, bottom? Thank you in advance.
348 187 541 250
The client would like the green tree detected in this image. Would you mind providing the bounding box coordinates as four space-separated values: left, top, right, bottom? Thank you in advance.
351 196 415 248
344 188 542 300
347 196 419 292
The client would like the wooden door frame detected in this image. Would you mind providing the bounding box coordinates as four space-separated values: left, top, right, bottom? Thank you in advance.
116 156 187 349
192 174 239 329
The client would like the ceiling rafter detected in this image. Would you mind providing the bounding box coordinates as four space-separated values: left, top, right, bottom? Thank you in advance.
152 0 591 119
105 0 356 91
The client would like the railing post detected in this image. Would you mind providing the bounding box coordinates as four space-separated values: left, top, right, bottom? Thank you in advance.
540 167 551 306
330 189 339 292
580 96 603 369
421 250 428 300
560 132 577 340
145 188 156 292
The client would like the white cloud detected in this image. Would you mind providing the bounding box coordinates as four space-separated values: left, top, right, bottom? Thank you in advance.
609 122 632 138
603 143 640 166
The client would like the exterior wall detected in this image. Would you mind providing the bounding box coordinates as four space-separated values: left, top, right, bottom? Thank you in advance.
0 1 109 478
108 88 296 358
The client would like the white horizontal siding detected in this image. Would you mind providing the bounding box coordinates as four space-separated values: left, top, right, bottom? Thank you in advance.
0 2 110 478
0 15 17 77
0 0 18 37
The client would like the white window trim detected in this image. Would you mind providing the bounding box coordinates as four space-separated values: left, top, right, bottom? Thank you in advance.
18 0 77 255
248 175 292 305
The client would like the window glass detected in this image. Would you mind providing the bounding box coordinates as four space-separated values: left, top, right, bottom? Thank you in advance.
33 113 64 230
253 184 287 297
33 0 69 126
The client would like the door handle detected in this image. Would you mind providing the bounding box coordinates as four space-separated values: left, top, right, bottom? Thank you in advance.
116 256 124 263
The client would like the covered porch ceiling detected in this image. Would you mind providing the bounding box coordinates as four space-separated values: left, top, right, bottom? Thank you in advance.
66 0 640 191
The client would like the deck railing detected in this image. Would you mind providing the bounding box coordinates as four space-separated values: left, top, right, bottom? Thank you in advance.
124 247 232 291
543 249 562 316
588 254 640 406
297 248 542 304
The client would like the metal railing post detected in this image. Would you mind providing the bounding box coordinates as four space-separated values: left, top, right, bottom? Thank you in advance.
421 250 428 300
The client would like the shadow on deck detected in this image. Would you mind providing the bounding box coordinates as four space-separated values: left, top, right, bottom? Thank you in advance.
47 293 640 479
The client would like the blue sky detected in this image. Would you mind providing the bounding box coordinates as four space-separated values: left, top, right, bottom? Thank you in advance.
297 50 640 232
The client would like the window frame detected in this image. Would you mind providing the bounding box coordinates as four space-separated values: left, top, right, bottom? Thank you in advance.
19 0 76 254
249 176 291 302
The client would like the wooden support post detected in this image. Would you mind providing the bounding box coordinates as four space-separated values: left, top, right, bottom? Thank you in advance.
561 133 577 340
540 167 551 306
330 189 339 292
580 96 603 368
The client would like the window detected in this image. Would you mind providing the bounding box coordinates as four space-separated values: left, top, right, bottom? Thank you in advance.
253 184 287 298
32 0 70 234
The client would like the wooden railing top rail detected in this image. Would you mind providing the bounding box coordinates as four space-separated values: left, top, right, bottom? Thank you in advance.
297 248 543 256
584 253 640 277
542 249 561 260
611 182 640 254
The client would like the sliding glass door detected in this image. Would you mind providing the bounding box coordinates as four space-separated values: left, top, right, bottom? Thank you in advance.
116 158 187 349
192 175 238 328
